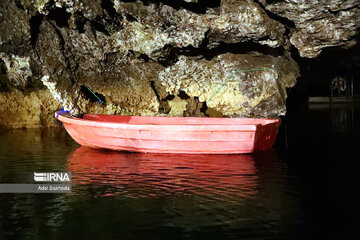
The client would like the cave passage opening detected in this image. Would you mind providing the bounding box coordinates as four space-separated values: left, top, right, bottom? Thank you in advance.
292 37 360 99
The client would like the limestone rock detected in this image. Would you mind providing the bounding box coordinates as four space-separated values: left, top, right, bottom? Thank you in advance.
0 89 60 128
0 1 31 54
112 1 210 59
0 53 32 88
260 0 360 57
112 0 285 59
168 96 188 117
6 0 360 128
34 20 75 110
53 0 103 19
209 0 286 48
157 53 299 118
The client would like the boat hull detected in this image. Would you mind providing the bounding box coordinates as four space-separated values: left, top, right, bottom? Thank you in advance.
56 114 280 154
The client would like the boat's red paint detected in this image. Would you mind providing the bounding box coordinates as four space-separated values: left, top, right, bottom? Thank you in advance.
67 147 259 197
56 113 280 154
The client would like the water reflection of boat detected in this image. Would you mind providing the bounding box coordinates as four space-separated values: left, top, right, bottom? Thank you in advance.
57 114 280 154
67 147 258 198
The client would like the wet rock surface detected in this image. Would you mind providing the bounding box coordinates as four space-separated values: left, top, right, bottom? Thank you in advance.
0 0 358 128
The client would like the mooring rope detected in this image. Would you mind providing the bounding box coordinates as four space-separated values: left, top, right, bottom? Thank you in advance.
55 105 76 118
207 68 275 102
84 86 105 104
55 93 81 118
83 86 121 112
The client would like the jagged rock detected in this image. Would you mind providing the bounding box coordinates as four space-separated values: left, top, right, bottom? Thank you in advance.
34 20 75 110
209 0 286 48
16 0 51 14
36 52 298 119
31 13 297 119
53 0 103 19
112 1 211 59
112 0 285 59
0 1 31 54
167 96 188 117
0 53 32 88
2 0 359 128
260 0 360 58
156 53 299 118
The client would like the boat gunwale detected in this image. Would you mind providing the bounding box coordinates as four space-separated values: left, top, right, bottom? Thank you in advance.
56 113 279 132
82 114 279 125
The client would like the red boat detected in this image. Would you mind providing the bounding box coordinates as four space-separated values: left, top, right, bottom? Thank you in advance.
56 113 280 154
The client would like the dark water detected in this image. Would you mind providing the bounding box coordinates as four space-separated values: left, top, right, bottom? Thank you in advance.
0 103 359 240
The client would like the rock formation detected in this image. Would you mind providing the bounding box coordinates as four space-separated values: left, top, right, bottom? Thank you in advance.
1 0 359 128
259 0 360 58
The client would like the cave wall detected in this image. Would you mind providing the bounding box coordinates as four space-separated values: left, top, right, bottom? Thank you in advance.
0 0 359 128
